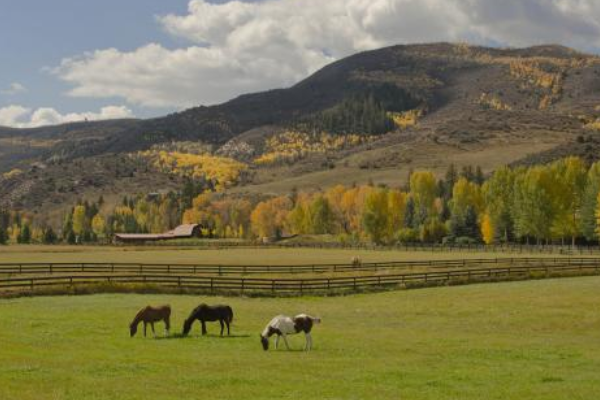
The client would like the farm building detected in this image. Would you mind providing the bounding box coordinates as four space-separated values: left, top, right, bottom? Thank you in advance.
114 224 202 243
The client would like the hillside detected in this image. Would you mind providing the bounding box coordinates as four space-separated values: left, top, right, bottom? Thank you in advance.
3 42 600 215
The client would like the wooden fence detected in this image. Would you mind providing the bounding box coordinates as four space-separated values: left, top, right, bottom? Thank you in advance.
1 261 599 295
276 242 600 255
1 257 600 276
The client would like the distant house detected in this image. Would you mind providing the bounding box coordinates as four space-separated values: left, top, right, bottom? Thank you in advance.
114 224 202 243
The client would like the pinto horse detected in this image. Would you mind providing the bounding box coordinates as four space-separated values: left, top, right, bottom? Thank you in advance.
129 305 171 338
182 304 234 337
260 314 321 351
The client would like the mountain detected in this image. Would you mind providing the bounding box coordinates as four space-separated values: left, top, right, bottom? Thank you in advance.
3 42 600 215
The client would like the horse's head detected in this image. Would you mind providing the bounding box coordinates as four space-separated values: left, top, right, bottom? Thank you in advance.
260 334 269 351
182 318 193 336
129 321 138 337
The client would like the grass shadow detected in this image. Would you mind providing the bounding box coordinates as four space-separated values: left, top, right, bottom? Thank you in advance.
155 333 251 340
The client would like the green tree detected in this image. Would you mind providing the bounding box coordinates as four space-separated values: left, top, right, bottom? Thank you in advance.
482 166 515 242
18 224 31 244
512 167 553 244
581 162 600 240
308 196 335 234
362 189 389 244
410 171 438 225
43 227 57 244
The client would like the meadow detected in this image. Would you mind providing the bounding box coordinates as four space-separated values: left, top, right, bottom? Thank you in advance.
0 276 599 399
0 244 560 265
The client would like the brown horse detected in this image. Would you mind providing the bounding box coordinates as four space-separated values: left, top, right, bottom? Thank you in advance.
129 305 171 338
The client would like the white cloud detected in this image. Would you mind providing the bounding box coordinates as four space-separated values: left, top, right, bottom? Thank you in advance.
0 105 134 128
53 0 600 109
1 82 28 95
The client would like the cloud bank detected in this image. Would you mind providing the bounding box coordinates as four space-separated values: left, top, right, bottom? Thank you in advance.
50 0 600 110
0 105 134 128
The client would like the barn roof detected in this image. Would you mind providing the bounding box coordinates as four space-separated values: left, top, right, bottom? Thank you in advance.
115 224 200 241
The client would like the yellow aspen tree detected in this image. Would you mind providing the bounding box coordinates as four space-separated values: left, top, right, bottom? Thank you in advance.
481 213 494 244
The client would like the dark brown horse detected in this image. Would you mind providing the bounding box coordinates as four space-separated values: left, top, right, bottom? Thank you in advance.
182 304 234 337
130 305 171 338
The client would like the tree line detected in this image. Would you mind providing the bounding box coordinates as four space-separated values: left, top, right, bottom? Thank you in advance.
3 156 600 246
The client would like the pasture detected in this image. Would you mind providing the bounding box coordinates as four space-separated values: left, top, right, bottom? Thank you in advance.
0 277 599 400
0 244 563 265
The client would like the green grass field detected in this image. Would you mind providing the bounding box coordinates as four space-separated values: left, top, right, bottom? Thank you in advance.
0 245 561 265
0 277 599 400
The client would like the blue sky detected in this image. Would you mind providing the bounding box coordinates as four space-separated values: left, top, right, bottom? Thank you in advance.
1 0 599 128
0 0 190 118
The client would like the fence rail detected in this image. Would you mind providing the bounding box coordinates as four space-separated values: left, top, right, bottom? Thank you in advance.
275 242 600 255
0 262 599 295
1 257 600 276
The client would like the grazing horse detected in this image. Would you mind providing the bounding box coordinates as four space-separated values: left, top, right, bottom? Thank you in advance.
130 305 171 338
351 256 362 267
260 314 321 351
182 304 234 337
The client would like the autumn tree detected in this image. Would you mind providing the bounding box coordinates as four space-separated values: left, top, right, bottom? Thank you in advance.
92 214 107 239
482 166 515 242
251 196 293 238
512 167 554 243
480 213 495 244
362 189 390 244
549 157 586 245
409 171 438 225
72 205 88 240
581 162 600 240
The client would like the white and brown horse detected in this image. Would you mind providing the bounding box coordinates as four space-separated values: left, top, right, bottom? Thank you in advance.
260 314 321 351
129 305 171 338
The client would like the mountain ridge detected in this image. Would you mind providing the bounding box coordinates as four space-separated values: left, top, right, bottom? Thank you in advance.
3 42 600 218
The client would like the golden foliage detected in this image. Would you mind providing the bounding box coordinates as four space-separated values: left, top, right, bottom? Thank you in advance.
389 109 423 128
478 93 512 111
480 213 494 245
254 131 370 166
585 118 600 131
2 169 23 179
139 150 247 190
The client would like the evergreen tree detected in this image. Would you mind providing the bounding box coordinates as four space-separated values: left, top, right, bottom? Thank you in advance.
43 227 57 244
404 197 416 229
19 224 31 244
67 230 77 244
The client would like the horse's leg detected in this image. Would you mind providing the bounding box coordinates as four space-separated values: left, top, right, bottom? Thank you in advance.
305 333 312 351
165 316 170 336
219 320 224 337
143 322 147 337
275 334 280 349
201 320 207 335
282 334 291 350
226 320 230 336
151 322 156 338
